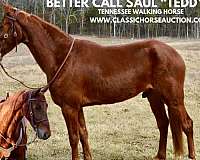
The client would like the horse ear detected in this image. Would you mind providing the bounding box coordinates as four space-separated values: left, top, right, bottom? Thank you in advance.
1 2 18 17
40 86 49 94
32 88 42 97
6 92 9 100
0 0 6 6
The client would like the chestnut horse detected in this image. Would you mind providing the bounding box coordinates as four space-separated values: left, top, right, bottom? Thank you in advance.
0 89 51 160
0 3 195 160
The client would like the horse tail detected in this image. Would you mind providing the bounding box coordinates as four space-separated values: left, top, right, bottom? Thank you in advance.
168 108 184 157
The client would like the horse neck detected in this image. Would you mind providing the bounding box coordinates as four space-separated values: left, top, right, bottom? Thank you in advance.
0 94 28 146
19 15 73 78
0 110 23 148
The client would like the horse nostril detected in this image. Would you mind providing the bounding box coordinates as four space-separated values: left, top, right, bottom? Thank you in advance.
43 132 50 140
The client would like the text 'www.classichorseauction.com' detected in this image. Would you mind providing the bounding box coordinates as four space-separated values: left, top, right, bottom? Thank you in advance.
46 0 200 24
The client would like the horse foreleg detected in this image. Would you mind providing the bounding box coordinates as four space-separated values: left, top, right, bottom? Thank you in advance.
147 90 169 160
62 105 80 160
79 108 92 160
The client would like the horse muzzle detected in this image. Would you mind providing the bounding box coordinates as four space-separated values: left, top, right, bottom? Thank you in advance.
37 127 51 140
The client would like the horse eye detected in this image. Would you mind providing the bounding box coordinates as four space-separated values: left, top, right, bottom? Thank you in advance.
35 105 41 110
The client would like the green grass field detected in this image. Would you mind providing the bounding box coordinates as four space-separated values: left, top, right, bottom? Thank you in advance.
0 37 199 160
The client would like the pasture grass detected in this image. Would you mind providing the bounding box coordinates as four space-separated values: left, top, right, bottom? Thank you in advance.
0 37 199 160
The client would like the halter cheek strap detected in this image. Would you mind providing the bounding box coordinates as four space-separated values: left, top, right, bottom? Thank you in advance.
0 15 18 61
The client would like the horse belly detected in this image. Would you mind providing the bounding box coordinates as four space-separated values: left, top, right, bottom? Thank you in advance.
84 71 150 105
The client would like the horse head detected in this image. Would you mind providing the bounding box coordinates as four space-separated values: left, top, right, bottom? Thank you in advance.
0 2 28 60
26 88 51 140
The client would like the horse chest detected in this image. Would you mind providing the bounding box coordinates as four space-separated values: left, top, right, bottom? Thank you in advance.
49 84 83 107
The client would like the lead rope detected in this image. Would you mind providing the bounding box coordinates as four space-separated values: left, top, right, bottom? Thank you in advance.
0 63 38 89
0 38 76 92
41 38 75 92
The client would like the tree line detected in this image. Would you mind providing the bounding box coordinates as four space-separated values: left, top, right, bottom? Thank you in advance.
1 0 200 39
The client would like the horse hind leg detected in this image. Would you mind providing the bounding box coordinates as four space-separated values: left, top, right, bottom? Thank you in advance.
146 89 169 160
180 106 195 159
161 83 195 159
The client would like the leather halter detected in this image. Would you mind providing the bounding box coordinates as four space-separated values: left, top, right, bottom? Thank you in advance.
27 90 49 131
0 15 18 58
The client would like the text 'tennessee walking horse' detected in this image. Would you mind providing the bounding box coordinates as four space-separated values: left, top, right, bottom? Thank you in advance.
0 3 195 160
0 89 51 160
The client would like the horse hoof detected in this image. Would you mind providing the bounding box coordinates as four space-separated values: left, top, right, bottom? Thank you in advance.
189 154 196 160
84 154 92 160
84 157 92 160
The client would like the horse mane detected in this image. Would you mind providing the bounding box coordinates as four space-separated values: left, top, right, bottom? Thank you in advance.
29 14 73 41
